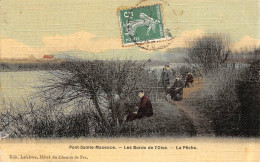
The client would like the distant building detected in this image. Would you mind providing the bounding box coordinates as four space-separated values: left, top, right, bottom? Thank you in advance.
223 61 250 69
43 55 54 59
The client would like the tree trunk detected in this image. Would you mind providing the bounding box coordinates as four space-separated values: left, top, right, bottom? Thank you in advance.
117 94 126 125
92 95 110 129
108 93 117 127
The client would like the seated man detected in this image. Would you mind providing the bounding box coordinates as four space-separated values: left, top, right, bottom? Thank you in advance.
185 72 194 87
169 76 184 101
125 90 153 122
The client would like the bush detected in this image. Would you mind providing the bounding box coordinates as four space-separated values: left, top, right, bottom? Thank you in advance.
185 33 230 74
236 59 260 136
0 100 100 138
39 59 160 129
195 68 241 135
176 65 196 80
194 58 260 136
0 60 165 138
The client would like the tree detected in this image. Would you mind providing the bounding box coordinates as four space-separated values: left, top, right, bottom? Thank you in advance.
39 59 156 133
39 60 111 131
184 33 231 74
237 58 260 136
100 60 154 126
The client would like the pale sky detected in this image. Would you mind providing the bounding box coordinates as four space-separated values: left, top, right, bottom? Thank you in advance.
0 0 259 59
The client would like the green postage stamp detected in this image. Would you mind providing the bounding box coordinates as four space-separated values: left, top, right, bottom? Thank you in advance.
118 4 166 46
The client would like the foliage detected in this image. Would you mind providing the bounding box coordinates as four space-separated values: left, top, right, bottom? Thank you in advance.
236 58 260 136
38 60 158 133
0 100 97 138
176 65 195 80
0 61 60 71
193 58 260 136
193 68 241 135
185 33 231 74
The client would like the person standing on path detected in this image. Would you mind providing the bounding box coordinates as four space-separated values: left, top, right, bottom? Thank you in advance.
161 65 173 91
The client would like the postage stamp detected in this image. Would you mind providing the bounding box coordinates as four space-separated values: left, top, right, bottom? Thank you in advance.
118 4 168 46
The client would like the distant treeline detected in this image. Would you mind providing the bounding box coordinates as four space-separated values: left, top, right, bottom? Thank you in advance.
229 47 260 61
0 61 62 71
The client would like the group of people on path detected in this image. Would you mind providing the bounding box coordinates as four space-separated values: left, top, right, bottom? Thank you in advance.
124 64 194 123
161 65 194 101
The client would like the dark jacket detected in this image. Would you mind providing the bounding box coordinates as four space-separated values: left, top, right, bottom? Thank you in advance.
170 80 184 100
161 69 172 87
137 95 153 118
126 95 153 121
172 79 184 89
186 74 194 83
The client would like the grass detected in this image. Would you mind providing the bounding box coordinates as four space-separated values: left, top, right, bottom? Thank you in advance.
174 79 216 136
0 99 196 138
178 61 260 137
119 102 196 137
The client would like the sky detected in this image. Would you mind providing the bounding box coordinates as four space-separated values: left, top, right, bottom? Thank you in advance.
0 0 260 59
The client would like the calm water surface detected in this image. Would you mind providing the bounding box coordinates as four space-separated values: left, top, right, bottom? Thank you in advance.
0 71 47 104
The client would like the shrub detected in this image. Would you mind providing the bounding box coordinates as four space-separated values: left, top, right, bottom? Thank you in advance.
0 60 165 138
195 68 241 135
0 100 97 138
236 59 260 136
194 58 260 136
38 59 160 129
185 33 230 74
176 65 195 80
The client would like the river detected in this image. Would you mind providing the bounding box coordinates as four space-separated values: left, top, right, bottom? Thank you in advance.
0 64 184 104
0 71 46 104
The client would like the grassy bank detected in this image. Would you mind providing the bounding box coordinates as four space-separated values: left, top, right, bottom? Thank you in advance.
0 100 195 138
181 59 260 137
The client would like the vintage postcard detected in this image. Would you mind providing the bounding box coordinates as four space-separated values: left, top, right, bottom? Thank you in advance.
0 0 259 162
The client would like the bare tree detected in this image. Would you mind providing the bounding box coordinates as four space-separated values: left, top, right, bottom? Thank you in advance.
184 33 231 74
38 59 156 132
88 60 154 126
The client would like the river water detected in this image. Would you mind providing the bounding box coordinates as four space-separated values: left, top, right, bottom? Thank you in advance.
0 71 46 104
0 62 247 104
0 64 184 104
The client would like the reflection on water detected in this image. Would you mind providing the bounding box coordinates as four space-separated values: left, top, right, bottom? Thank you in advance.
0 71 46 104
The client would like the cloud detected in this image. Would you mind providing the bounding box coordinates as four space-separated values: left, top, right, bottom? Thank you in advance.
42 31 123 53
138 29 205 52
0 38 39 58
2 30 260 59
0 31 125 58
164 31 260 52
0 29 207 58
167 29 205 49
231 35 260 51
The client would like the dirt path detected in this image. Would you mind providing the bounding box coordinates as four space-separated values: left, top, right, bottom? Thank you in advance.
122 79 213 137
173 79 215 136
